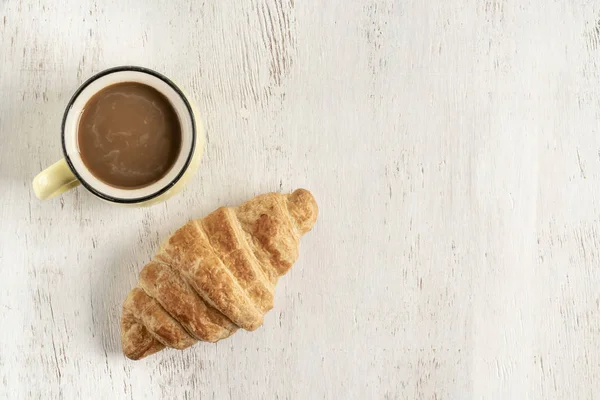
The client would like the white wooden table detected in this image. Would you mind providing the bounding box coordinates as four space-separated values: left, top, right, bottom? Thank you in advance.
2 0 600 398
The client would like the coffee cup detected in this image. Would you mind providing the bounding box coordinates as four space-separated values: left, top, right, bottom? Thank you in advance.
32 66 204 206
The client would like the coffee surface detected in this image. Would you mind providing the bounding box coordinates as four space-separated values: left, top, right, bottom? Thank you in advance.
78 82 181 189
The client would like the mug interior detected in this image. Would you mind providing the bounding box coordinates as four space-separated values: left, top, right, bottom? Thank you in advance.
62 67 195 203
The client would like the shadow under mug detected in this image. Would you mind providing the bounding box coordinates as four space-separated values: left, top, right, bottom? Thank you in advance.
32 66 205 206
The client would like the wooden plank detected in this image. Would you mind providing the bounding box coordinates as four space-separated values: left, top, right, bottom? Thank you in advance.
1 0 600 398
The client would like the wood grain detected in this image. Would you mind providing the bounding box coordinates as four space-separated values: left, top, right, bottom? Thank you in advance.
2 0 600 398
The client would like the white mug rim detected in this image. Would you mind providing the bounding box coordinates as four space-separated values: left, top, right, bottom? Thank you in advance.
61 66 197 204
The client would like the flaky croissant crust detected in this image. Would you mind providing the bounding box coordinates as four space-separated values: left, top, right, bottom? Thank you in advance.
121 189 318 360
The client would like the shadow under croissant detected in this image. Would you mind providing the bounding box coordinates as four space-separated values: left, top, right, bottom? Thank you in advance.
92 199 189 357
94 215 178 357
95 243 139 356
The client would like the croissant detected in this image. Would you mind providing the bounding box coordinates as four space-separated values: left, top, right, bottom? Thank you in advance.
120 189 318 360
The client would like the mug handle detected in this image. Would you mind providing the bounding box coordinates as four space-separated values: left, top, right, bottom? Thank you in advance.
32 159 80 200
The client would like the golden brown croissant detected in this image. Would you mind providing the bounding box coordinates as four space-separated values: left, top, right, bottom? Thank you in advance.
120 189 318 360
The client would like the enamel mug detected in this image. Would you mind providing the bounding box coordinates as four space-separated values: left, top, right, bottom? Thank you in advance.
32 66 204 206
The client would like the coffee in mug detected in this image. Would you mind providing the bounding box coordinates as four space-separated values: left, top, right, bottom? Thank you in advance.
78 82 182 189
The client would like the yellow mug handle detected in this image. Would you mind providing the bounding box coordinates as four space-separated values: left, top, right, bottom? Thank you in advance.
32 159 80 200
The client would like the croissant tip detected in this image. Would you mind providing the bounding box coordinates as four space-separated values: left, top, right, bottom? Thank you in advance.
122 337 166 360
121 306 166 360
287 189 318 233
124 352 141 361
